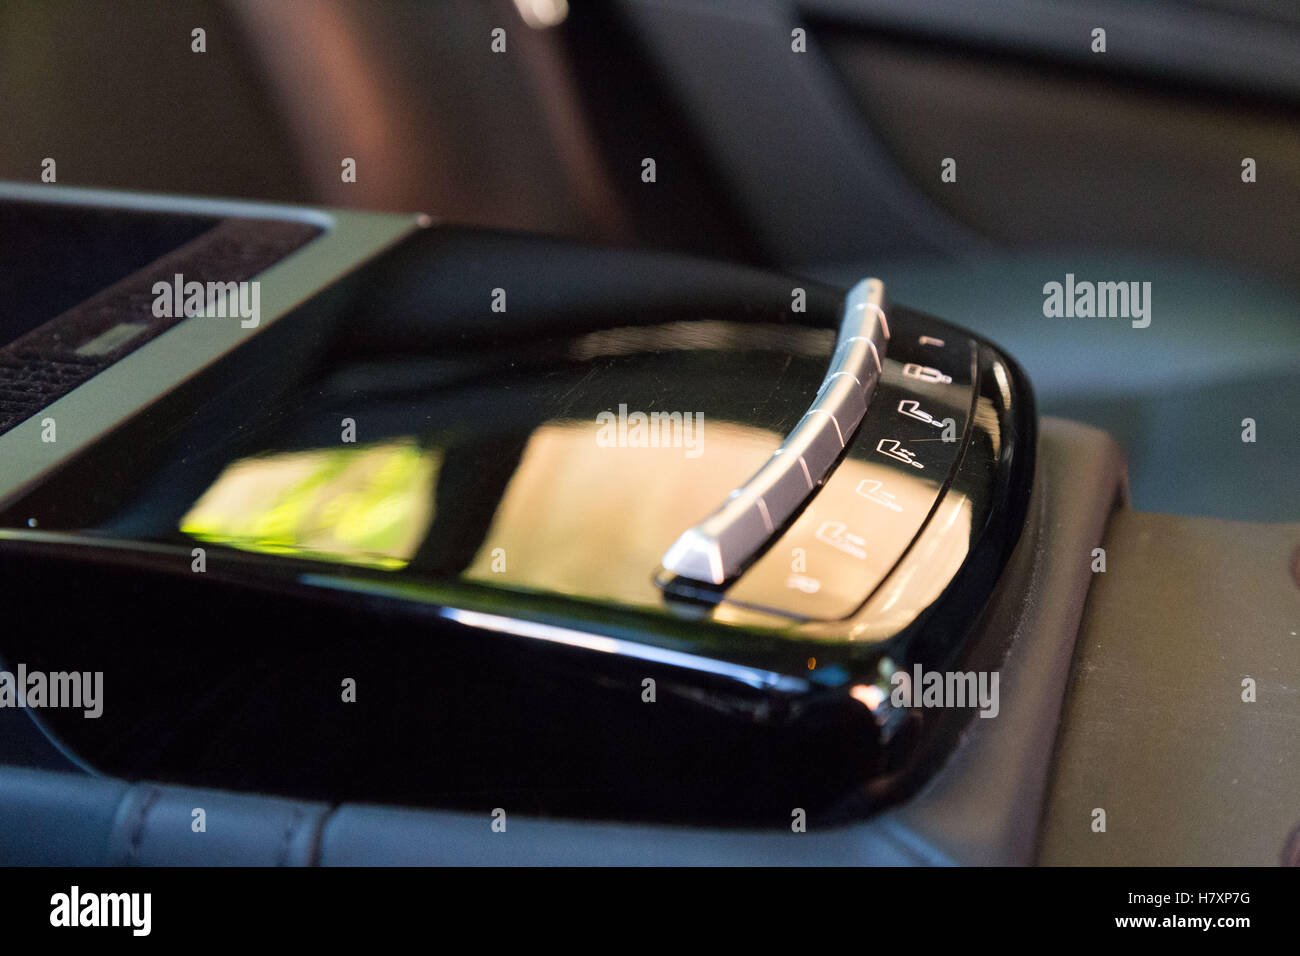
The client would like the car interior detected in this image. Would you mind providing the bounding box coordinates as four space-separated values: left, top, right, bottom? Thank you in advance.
0 0 1297 867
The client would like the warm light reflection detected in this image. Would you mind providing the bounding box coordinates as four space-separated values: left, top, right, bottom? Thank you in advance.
850 494 974 640
513 0 568 29
463 420 782 606
180 440 441 569
850 683 887 711
570 321 832 363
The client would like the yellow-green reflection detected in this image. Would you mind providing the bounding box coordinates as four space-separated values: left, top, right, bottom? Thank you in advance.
181 439 440 569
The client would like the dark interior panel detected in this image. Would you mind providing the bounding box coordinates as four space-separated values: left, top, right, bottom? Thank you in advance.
820 29 1300 283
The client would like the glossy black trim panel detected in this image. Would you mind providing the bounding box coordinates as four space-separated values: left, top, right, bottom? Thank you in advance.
0 225 1035 822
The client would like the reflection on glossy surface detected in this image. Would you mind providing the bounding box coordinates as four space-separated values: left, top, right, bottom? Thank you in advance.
155 316 830 612
846 493 973 641
181 440 441 570
435 605 809 692
168 314 1007 646
461 420 782 606
570 320 832 363
7 286 1029 658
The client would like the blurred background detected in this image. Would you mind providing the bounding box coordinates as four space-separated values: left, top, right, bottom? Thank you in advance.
1 0 1296 519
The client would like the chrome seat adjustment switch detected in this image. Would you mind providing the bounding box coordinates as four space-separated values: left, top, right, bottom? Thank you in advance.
659 278 889 585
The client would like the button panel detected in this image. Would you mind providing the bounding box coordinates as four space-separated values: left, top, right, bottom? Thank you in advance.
719 343 974 621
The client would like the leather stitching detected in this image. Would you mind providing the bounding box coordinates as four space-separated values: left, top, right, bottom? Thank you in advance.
123 785 162 865
277 805 305 867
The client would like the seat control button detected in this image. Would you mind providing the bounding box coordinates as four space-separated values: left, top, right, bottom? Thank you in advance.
659 278 889 585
